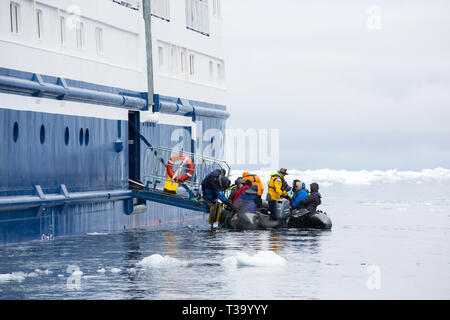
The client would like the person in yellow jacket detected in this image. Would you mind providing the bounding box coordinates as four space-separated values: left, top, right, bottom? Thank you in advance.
266 168 289 218
242 172 264 208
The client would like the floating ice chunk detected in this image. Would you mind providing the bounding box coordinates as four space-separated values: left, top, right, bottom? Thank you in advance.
137 254 187 268
27 272 39 278
0 272 27 282
128 268 137 274
97 268 106 273
222 256 238 268
111 268 121 273
34 268 52 275
225 251 287 268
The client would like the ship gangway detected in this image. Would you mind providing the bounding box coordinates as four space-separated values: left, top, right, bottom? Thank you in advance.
129 143 230 214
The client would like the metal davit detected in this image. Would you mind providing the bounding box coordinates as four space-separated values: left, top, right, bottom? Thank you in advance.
131 146 230 213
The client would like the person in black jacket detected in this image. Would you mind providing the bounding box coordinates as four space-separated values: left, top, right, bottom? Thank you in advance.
201 169 232 207
298 182 321 213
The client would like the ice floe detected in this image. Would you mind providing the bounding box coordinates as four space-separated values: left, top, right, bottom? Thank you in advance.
223 251 287 268
137 254 188 268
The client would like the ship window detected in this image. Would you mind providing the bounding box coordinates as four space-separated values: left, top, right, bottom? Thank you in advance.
209 61 214 79
158 46 164 67
10 2 20 34
217 63 223 81
170 47 176 72
64 127 69 145
76 22 85 49
85 128 90 146
95 27 104 55
13 122 19 142
40 125 45 144
79 128 84 146
186 0 210 36
36 9 43 40
213 0 221 19
60 17 66 45
151 0 170 21
189 54 195 76
180 51 186 73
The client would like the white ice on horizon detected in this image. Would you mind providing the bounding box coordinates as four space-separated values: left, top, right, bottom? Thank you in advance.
230 168 450 186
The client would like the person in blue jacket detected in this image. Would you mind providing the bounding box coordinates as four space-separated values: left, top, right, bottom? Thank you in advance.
291 180 310 209
201 169 232 207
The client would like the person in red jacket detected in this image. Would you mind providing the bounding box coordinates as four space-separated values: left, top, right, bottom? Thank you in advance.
233 180 252 202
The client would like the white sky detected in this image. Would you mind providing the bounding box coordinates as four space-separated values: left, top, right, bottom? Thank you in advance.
222 0 450 170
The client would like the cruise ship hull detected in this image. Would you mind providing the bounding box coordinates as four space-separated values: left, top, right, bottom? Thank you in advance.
0 69 226 246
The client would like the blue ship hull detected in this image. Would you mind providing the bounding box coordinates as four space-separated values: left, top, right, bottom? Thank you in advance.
0 68 228 245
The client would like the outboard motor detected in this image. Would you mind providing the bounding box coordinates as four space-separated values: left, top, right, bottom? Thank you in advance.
274 198 291 227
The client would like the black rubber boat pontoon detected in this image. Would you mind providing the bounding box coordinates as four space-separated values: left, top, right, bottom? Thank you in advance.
220 199 332 230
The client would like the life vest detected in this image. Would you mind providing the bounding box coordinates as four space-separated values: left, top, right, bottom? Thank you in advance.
242 172 264 196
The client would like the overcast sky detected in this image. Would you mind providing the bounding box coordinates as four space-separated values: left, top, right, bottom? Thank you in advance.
221 0 450 170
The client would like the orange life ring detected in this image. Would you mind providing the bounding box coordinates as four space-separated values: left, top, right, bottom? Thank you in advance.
166 154 195 183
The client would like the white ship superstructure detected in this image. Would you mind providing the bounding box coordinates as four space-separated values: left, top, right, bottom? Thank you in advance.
151 0 226 105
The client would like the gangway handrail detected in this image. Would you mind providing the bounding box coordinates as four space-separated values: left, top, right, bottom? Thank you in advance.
142 146 230 199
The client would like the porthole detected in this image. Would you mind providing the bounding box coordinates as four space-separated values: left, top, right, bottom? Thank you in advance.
79 128 84 146
13 122 19 142
64 127 69 145
85 128 89 146
40 125 45 144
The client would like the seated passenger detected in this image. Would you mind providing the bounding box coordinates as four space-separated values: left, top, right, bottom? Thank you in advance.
297 182 322 213
201 170 232 207
242 172 264 197
288 179 299 199
242 172 264 207
228 177 245 203
235 185 260 212
233 180 252 202
291 181 309 209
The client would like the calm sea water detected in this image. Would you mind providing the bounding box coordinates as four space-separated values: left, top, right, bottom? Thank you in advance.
0 182 449 300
